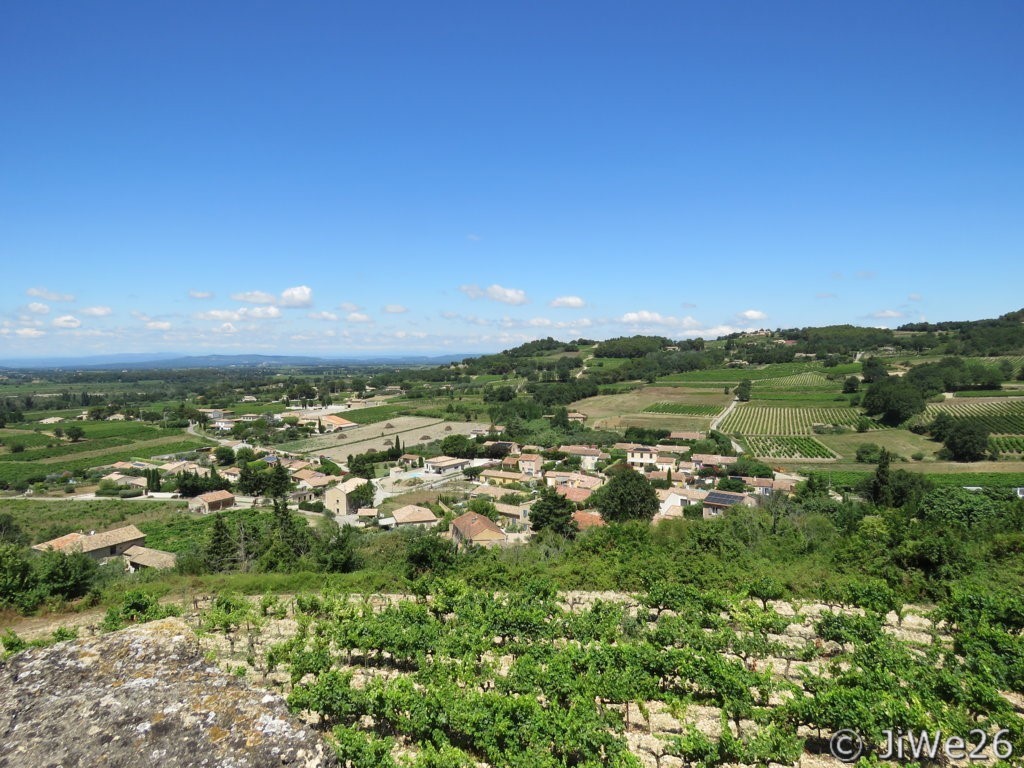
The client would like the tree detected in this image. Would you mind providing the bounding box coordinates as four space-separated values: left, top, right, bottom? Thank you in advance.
734 379 752 402
237 463 265 496
214 446 235 466
529 486 578 537
347 480 375 511
861 357 888 383
594 467 658 523
842 376 860 393
944 419 990 462
205 513 238 572
747 576 784 610
266 462 291 500
861 377 926 425
717 476 746 492
65 425 84 442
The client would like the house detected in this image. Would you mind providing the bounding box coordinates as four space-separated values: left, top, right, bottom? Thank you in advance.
567 411 587 424
235 413 262 424
320 414 357 432
212 418 236 432
388 504 439 529
517 454 544 477
398 454 421 468
241 395 259 403
572 510 606 530
424 456 471 474
654 455 677 472
626 446 658 469
773 477 799 494
39 416 64 425
289 489 316 505
123 545 177 571
657 487 708 515
469 483 512 500
481 440 521 456
690 454 738 470
544 471 604 490
558 445 606 471
356 507 379 522
480 469 528 486
188 490 236 514
220 466 242 483
325 477 371 515
494 502 531 524
555 486 592 504
451 512 506 548
702 490 754 519
101 472 148 491
292 469 336 490
198 408 230 421
33 525 146 562
741 477 775 496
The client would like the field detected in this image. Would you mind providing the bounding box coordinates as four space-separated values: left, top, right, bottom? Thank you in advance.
916 399 1024 433
990 435 1024 456
641 403 723 416
754 371 838 390
278 416 488 463
718 405 879 435
0 498 188 544
0 436 212 487
573 387 730 431
657 361 860 385
744 435 837 459
815 429 941 461
339 404 413 425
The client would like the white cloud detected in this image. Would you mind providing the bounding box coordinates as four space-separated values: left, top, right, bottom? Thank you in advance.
52 315 81 329
213 323 238 334
26 287 74 302
245 306 282 319
27 302 50 314
15 327 46 338
620 310 700 329
871 309 904 319
339 302 361 312
487 284 528 305
231 290 277 304
197 309 241 322
346 312 371 323
459 284 528 305
383 304 407 314
550 296 585 308
189 290 213 300
816 292 837 299
681 302 698 309
739 309 767 321
146 321 172 330
309 311 338 321
527 317 553 327
81 306 113 317
440 311 459 320
908 293 923 301
280 285 313 307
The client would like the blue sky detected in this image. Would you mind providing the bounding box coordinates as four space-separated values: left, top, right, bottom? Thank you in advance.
2 2 1022 357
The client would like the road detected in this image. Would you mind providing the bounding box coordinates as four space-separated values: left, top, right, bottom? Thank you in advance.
710 398 745 455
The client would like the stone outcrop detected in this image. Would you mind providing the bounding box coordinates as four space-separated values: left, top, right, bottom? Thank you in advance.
0 618 336 767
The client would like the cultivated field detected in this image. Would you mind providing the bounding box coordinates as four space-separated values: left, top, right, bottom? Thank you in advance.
744 435 838 460
574 387 730 430
815 429 942 461
280 417 488 462
718 405 880 435
914 398 1024 433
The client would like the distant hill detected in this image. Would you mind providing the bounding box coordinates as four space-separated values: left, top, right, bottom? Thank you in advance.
0 353 471 370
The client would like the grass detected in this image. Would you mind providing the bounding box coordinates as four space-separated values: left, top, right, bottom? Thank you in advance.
641 403 723 416
343 404 411 424
586 357 631 370
0 498 188 544
815 429 942 461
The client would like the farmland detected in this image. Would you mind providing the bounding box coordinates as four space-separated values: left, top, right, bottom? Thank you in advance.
990 435 1024 456
718 405 880 435
915 399 1024 433
641 403 723 416
743 435 837 459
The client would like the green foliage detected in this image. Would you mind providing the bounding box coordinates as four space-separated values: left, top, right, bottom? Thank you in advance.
862 377 926 425
101 589 181 631
593 467 657 523
943 419 991 462
528 486 578 538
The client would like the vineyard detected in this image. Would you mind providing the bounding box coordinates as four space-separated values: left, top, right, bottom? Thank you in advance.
642 403 723 416
918 400 1024 433
753 372 836 390
718 405 880 435
185 582 1024 768
744 436 837 459
990 435 1024 456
